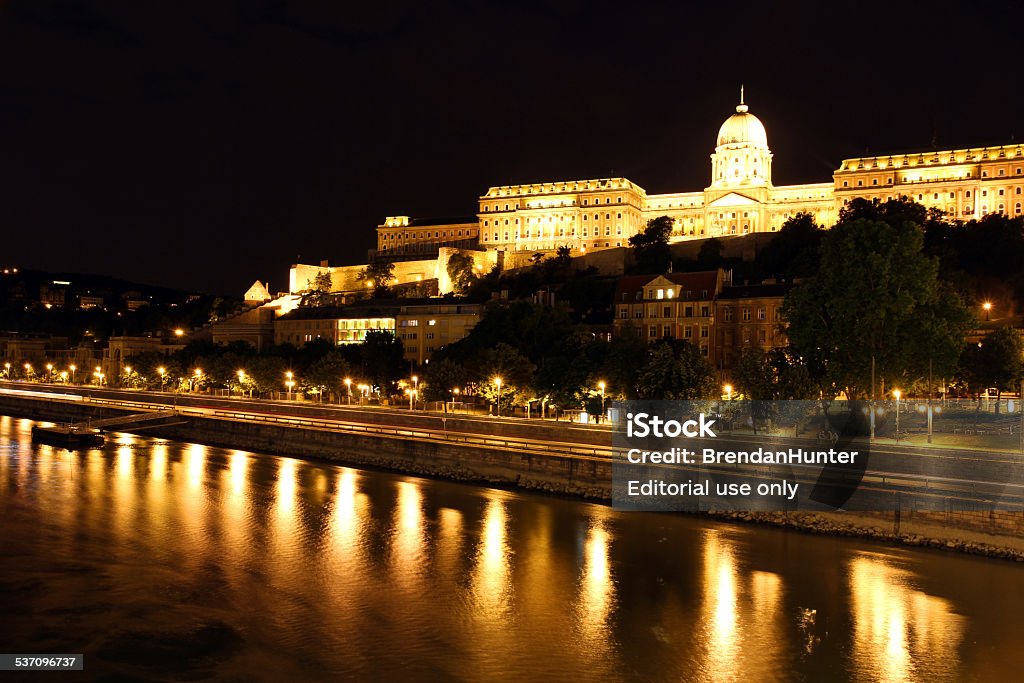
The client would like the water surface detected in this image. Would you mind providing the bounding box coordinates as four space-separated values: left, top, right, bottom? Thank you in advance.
0 415 1021 681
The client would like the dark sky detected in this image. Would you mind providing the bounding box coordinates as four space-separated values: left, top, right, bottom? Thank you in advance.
2 0 1022 295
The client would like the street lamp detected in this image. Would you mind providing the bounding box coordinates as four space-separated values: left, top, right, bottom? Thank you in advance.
193 368 203 392
344 377 352 404
285 371 295 400
597 380 606 419
451 387 460 412
494 376 503 417
46 363 53 382
4 362 10 379
724 384 733 401
893 389 902 438
69 364 76 384
157 366 166 391
237 370 247 397
983 301 992 321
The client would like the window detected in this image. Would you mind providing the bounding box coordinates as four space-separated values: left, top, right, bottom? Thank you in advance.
663 306 671 317
742 308 751 321
700 326 709 338
684 326 692 338
757 307 766 320
724 308 733 322
684 305 693 318
663 325 671 337
649 326 657 338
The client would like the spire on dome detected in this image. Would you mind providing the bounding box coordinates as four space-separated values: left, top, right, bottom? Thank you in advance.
737 84 748 113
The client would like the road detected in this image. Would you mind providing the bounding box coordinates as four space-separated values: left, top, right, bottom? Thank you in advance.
3 380 1023 508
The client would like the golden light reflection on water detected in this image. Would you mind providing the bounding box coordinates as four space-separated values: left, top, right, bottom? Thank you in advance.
701 529 739 678
471 497 512 621
327 468 370 575
185 443 206 491
222 451 250 558
390 481 425 589
575 516 617 671
276 458 297 514
849 553 965 683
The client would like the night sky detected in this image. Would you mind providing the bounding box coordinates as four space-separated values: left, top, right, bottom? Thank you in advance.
2 0 1022 295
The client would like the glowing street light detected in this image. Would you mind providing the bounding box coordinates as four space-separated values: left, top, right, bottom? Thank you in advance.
69 364 76 384
893 389 902 438
597 380 606 418
344 377 352 404
285 371 295 400
45 363 53 382
157 366 166 391
983 301 993 321
494 376 503 417
174 328 185 337
724 384 733 401
193 368 203 392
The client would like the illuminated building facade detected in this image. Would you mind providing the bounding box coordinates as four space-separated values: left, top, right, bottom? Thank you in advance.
392 91 1024 260
477 91 836 255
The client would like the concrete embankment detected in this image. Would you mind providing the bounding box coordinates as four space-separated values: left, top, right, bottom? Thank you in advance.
2 392 1023 561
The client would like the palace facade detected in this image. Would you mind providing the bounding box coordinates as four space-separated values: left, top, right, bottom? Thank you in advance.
375 92 1024 261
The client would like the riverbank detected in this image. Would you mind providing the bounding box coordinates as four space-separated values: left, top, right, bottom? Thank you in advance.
2 392 1023 563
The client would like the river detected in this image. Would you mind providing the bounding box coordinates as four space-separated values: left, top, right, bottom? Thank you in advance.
0 415 1022 681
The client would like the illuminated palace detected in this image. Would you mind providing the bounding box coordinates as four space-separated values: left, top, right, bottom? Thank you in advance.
375 90 1024 262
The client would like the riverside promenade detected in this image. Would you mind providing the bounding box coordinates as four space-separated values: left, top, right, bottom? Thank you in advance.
2 380 1023 558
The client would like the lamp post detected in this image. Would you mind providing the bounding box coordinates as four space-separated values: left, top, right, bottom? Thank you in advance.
46 363 53 382
285 371 295 400
598 380 606 420
983 301 992 321
893 389 902 439
157 366 166 391
344 377 352 404
69 364 76 385
451 387 460 413
193 369 203 392
24 363 32 380
4 362 11 379
724 384 733 401
494 376 503 417
237 370 247 397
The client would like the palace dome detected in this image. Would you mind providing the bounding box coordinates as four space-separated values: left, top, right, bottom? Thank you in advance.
716 102 768 148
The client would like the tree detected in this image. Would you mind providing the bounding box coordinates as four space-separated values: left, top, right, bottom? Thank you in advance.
422 358 469 403
475 342 535 412
303 351 351 400
360 260 395 293
957 326 1024 405
360 330 404 390
636 340 716 400
696 238 725 270
446 253 478 295
628 216 673 273
301 270 334 307
755 212 824 279
248 356 289 395
783 215 972 400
